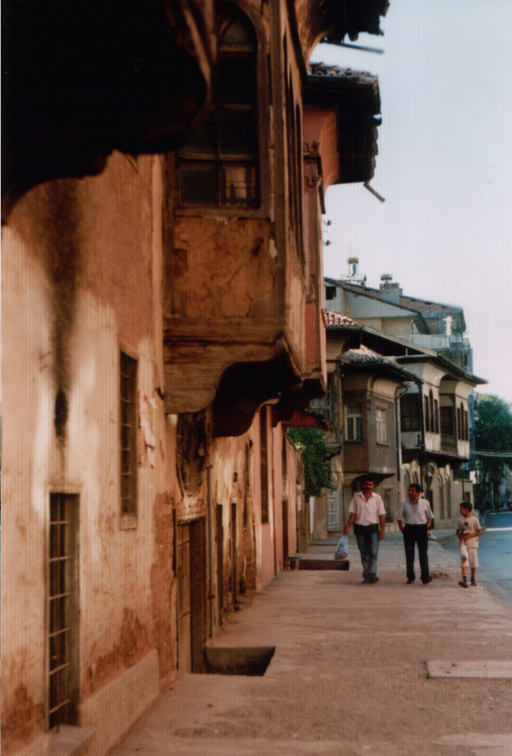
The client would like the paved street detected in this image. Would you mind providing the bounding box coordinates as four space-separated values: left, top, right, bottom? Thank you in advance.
108 536 512 756
441 512 512 610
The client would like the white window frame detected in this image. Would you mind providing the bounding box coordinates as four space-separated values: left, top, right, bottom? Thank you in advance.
376 406 388 445
345 405 362 442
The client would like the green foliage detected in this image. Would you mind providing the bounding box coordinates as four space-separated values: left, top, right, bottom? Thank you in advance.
287 427 335 499
475 395 512 488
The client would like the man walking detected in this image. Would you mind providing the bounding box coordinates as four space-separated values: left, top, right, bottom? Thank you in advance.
397 483 433 584
344 476 386 584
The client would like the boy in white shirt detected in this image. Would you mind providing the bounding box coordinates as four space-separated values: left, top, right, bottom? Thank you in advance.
456 502 482 588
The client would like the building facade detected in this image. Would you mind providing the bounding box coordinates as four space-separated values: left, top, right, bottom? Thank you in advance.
2 1 390 754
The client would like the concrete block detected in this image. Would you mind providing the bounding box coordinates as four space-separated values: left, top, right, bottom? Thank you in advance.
427 660 512 678
80 649 159 755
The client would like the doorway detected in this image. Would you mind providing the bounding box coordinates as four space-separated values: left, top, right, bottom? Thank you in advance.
176 518 207 672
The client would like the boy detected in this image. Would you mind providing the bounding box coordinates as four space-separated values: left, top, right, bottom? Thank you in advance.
456 502 482 588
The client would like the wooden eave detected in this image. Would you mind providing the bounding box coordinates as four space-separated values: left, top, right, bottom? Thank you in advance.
395 354 486 388
2 0 215 219
294 0 389 61
305 70 381 184
163 316 325 437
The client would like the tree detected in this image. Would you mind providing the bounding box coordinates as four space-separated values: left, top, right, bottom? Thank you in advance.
287 427 336 499
474 395 512 507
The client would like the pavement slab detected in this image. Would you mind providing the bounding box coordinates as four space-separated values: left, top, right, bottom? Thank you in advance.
108 538 512 756
427 660 512 679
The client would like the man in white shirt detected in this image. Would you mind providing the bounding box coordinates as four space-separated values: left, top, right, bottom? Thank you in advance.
344 476 386 584
397 483 434 584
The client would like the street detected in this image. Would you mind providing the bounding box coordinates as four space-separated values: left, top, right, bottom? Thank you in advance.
441 511 512 609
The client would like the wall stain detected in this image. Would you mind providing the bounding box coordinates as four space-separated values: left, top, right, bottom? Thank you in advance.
2 684 44 754
43 182 83 442
83 608 150 697
150 492 176 677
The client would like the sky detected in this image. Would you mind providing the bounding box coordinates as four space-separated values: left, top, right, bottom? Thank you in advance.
314 0 512 403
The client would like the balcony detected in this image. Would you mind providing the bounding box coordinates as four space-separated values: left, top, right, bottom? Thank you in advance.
441 434 457 454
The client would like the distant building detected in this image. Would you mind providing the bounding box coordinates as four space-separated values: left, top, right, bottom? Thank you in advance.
325 268 485 525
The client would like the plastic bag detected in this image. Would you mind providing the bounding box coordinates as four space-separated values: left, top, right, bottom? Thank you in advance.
334 534 349 561
459 541 468 564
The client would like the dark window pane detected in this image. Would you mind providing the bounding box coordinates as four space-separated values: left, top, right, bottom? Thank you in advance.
219 57 255 104
50 632 68 671
181 111 216 156
180 164 217 205
50 560 66 597
218 13 255 46
220 109 257 156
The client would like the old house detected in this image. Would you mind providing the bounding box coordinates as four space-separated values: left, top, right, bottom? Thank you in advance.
324 272 486 527
311 314 417 538
2 1 390 755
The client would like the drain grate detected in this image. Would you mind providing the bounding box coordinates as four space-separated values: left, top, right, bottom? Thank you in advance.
204 646 275 676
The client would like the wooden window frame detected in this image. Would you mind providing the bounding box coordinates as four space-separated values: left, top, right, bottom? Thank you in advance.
175 3 260 211
401 393 421 433
345 405 362 442
375 406 389 445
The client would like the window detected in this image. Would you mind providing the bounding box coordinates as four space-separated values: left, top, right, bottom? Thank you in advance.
434 398 440 433
383 488 394 523
345 405 362 441
464 408 469 440
176 4 259 208
424 395 430 432
401 393 420 432
120 352 137 516
376 407 388 444
441 405 454 435
325 286 336 301
259 406 269 523
48 494 78 729
457 404 463 439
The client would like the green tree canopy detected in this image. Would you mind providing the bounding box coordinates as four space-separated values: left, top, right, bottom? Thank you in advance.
475 394 512 488
287 427 336 499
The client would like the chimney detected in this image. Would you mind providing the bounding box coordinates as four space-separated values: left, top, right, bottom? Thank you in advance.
379 274 402 305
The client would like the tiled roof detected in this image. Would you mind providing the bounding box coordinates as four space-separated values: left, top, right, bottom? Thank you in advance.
343 344 396 364
308 64 377 86
324 311 358 327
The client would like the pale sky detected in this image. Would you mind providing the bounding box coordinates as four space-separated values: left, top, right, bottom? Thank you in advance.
315 0 512 403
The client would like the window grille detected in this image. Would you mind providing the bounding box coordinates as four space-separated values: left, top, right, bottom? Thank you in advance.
120 352 137 516
48 494 78 729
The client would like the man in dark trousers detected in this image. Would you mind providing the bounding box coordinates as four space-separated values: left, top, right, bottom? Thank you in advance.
344 476 386 584
397 483 434 584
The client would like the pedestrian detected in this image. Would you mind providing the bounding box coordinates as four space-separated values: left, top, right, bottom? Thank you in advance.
397 484 433 584
344 476 386 584
456 502 482 587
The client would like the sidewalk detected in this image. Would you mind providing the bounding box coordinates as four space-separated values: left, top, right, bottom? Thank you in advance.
108 537 512 756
